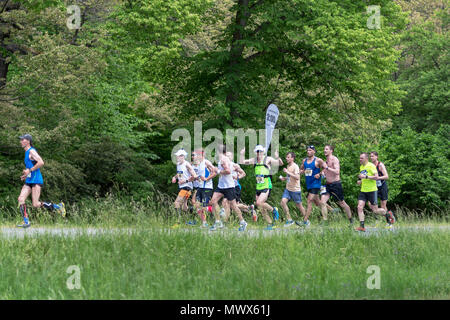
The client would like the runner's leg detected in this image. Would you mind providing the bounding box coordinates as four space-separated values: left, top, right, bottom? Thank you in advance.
18 185 32 225
31 185 43 208
280 197 291 221
320 193 330 221
256 192 272 224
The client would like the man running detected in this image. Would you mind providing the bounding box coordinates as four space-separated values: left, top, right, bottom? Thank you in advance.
370 151 392 217
17 134 65 228
171 149 197 225
239 145 283 230
192 149 216 227
279 152 306 227
209 145 247 231
319 145 353 225
300 145 328 226
222 151 256 222
356 152 395 232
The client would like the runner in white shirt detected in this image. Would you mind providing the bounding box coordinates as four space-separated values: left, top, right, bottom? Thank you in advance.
191 149 216 227
171 149 197 227
209 145 247 231
222 151 256 222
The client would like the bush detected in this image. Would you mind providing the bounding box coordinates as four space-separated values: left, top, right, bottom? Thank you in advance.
71 138 153 196
379 125 450 209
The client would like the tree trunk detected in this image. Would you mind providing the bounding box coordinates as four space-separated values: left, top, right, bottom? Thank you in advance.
225 0 251 127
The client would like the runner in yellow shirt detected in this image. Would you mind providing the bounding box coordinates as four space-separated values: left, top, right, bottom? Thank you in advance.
355 153 395 232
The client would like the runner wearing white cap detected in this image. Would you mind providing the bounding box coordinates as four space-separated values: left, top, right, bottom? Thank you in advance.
239 145 283 230
171 149 197 226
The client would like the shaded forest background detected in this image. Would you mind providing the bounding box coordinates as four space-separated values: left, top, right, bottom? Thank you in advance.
0 0 448 211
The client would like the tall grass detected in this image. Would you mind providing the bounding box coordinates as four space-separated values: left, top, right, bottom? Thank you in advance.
1 192 448 227
0 194 448 299
0 228 448 299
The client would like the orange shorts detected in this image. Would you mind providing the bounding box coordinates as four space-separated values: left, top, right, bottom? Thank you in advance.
178 189 192 199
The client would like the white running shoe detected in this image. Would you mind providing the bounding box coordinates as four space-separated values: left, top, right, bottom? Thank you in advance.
238 220 248 231
210 221 224 231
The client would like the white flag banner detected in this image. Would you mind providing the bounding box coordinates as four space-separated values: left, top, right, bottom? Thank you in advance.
265 103 279 152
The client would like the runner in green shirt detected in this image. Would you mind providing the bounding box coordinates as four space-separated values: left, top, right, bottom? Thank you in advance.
355 153 395 232
240 145 283 230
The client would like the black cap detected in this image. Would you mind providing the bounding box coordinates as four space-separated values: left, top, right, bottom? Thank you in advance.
307 145 316 151
19 134 33 142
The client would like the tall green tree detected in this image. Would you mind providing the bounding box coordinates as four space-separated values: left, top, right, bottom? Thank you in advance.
395 6 449 133
157 0 408 132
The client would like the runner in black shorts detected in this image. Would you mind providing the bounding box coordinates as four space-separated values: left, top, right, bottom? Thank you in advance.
239 145 282 230
209 145 247 231
300 145 328 224
319 145 353 225
370 151 393 218
214 186 236 201
192 149 216 227
358 190 378 205
17 134 65 228
234 184 241 203
325 182 345 201
356 153 395 232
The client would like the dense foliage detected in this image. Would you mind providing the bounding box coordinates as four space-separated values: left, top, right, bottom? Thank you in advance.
0 0 448 211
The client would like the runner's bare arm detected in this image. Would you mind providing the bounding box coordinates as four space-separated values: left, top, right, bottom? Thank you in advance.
204 159 217 181
367 171 379 180
219 159 231 175
235 164 246 179
325 157 340 175
28 149 44 170
315 158 328 178
22 149 44 179
270 150 283 166
361 170 378 180
319 158 329 170
185 162 198 182
299 159 305 174
378 163 389 181
239 149 255 165
284 167 300 180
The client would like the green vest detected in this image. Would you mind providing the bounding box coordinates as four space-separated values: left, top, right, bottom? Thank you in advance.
255 158 270 190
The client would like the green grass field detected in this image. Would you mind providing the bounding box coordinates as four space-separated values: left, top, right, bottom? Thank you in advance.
1 225 449 299
0 197 448 299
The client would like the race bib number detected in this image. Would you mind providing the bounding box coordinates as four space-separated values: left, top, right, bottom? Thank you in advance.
256 175 265 184
376 180 382 187
360 170 368 176
320 185 327 195
27 172 32 178
305 169 313 177
177 171 183 179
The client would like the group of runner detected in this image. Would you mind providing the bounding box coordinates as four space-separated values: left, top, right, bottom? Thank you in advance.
15 134 394 233
172 144 395 232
